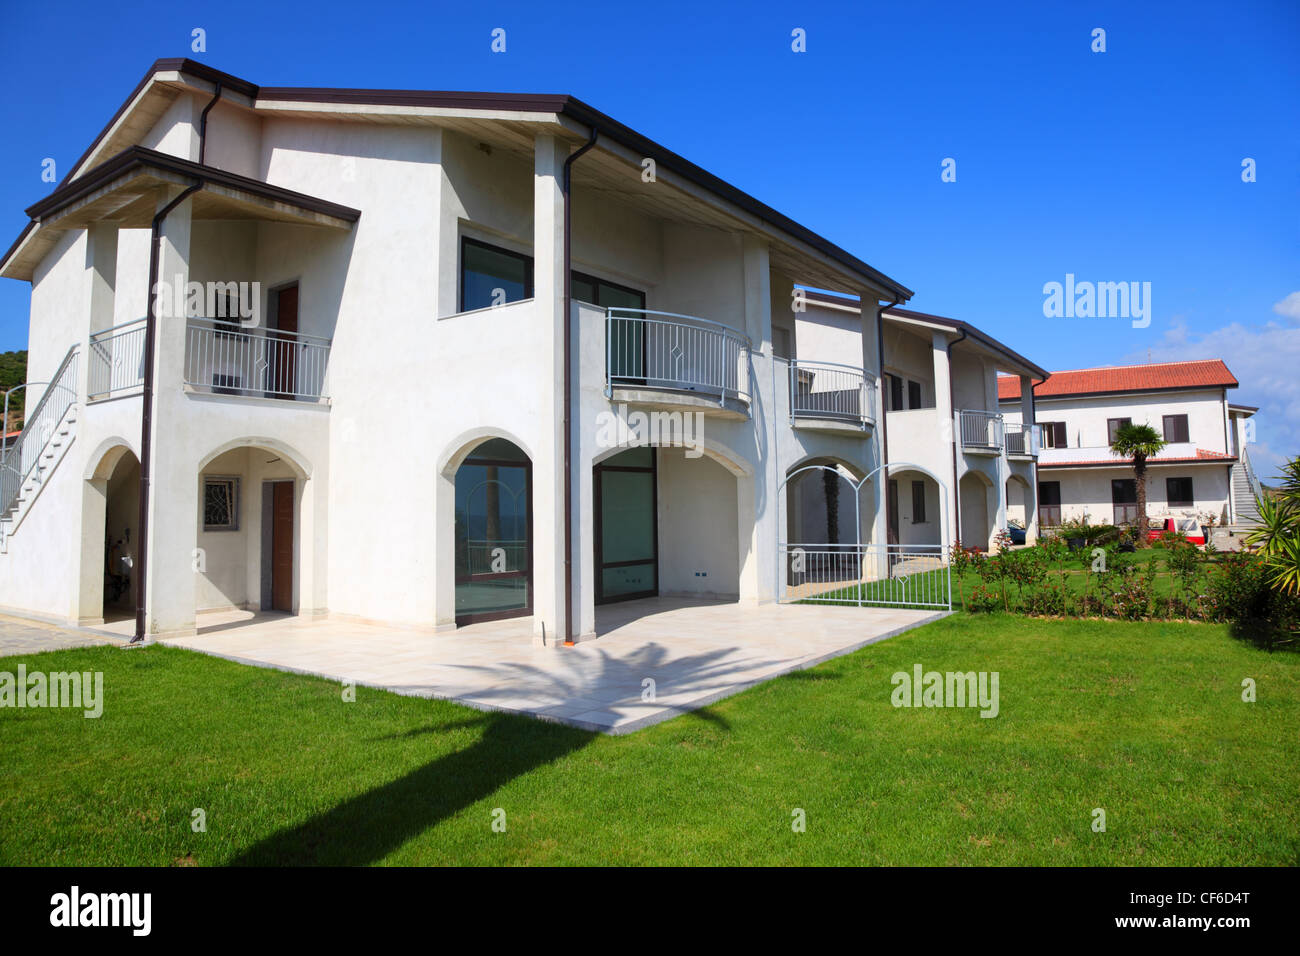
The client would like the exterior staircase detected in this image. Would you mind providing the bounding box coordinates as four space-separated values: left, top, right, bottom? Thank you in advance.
0 346 80 553
1230 450 1264 528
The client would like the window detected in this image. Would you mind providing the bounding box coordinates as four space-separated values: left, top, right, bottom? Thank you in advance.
203 476 240 531
460 238 533 312
1038 480 1061 527
888 374 904 412
911 480 927 524
1107 417 1133 444
772 327 792 360
1041 421 1068 448
1166 476 1194 508
1163 414 1189 443
908 380 923 410
571 270 646 311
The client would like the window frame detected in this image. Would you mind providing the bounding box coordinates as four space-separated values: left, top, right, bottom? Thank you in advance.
459 236 535 313
1166 476 1195 508
1041 421 1068 448
911 480 927 524
1162 414 1190 444
202 475 241 532
1107 417 1133 445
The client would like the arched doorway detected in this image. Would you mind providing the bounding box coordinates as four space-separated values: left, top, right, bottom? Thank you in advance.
102 449 140 623
959 470 994 551
454 438 532 624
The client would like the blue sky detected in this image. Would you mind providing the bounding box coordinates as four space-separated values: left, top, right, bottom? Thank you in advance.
1 0 1296 466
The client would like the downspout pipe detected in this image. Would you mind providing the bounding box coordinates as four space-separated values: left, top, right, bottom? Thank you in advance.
197 83 223 165
132 181 201 642
561 127 598 646
947 326 969 549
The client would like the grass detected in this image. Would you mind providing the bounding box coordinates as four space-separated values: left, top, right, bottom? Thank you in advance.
1 614 1297 865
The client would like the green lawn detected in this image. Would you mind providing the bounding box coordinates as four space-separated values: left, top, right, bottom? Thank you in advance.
1 614 1297 865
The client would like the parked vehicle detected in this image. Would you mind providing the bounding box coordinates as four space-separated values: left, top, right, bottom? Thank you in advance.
1146 517 1205 546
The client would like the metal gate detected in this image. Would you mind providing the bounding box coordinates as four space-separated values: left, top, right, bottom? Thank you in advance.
777 462 951 610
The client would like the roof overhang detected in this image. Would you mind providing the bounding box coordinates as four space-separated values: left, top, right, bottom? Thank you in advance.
2 147 360 280
5 58 910 300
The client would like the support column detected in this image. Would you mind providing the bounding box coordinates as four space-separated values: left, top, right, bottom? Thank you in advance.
864 296 888 552
142 188 197 637
932 331 958 549
532 133 568 642
1020 374 1039 544
739 235 775 604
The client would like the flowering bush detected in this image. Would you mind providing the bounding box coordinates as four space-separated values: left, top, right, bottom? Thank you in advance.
966 584 1000 613
1021 583 1067 617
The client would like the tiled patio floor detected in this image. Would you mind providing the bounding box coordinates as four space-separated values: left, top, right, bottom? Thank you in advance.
154 598 946 734
0 613 119 657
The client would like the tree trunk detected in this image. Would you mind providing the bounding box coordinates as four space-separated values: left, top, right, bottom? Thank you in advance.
1135 455 1148 538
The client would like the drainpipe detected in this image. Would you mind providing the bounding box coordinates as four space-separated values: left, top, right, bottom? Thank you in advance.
198 83 223 165
132 181 201 643
876 299 898 541
560 127 598 646
947 327 968 548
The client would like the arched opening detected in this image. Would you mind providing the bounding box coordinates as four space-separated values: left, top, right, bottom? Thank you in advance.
1006 474 1034 543
101 449 140 623
959 470 994 551
888 468 941 547
454 437 532 624
196 443 308 617
592 442 742 607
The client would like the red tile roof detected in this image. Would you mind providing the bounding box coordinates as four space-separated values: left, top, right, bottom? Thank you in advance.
1039 449 1236 468
997 360 1238 401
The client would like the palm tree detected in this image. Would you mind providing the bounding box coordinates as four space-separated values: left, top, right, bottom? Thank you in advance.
1110 423 1167 539
1246 456 1300 595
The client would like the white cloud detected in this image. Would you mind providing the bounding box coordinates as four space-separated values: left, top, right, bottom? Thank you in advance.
1272 291 1300 322
1126 317 1300 478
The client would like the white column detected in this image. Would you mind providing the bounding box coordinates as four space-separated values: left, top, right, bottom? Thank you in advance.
931 331 958 549
739 236 775 604
864 297 888 552
532 133 568 641
143 188 198 636
1020 374 1039 544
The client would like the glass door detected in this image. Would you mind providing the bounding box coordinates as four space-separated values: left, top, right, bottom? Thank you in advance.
595 447 658 603
454 439 532 624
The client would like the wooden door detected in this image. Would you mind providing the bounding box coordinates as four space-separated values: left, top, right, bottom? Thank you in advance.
271 481 294 612
887 480 899 544
272 284 299 397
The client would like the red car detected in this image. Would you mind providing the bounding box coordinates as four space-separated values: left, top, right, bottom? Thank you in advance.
1146 517 1205 546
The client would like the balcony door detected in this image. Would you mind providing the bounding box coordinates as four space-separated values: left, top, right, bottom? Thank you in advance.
268 283 299 399
595 448 658 604
1111 478 1138 525
454 439 533 624
576 271 647 388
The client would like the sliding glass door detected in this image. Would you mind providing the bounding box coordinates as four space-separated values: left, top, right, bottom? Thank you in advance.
595 448 658 603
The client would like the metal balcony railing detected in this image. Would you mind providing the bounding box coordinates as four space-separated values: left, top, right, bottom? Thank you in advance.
1003 422 1041 457
788 359 874 427
958 409 1004 451
185 319 331 401
605 308 750 405
88 318 146 400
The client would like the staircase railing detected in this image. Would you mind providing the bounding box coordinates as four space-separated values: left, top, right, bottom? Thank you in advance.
0 344 79 519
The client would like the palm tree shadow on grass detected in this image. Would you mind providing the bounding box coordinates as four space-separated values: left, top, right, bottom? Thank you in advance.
227 643 754 865
228 710 592 866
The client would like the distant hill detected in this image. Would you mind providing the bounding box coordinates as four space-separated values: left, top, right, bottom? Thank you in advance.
0 350 29 430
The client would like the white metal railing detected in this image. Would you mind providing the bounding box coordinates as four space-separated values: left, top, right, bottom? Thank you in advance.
1003 422 1041 457
1 345 79 519
184 319 331 401
958 409 1004 451
605 308 750 405
779 543 951 609
788 359 874 426
88 318 146 400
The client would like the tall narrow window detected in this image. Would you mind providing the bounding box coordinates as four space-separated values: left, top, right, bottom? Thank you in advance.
1162 414 1189 443
911 480 927 524
460 238 533 312
888 374 904 412
908 379 923 410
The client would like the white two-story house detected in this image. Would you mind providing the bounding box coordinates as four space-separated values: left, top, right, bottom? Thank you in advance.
0 57 981 641
997 360 1259 530
798 295 1048 551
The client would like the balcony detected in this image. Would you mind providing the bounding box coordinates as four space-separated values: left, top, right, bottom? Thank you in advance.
185 319 331 402
1037 440 1200 467
88 319 146 401
788 359 873 434
605 308 751 416
1003 422 1041 458
958 409 1004 454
